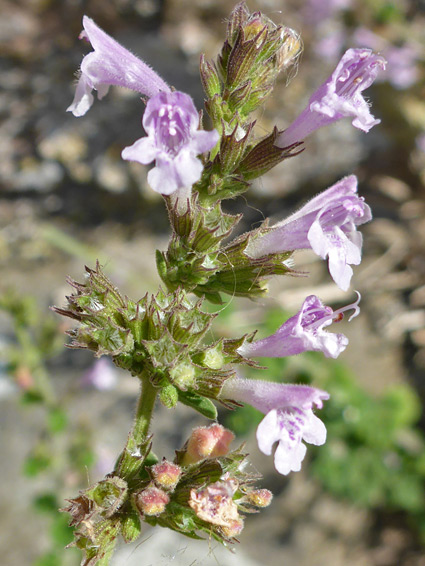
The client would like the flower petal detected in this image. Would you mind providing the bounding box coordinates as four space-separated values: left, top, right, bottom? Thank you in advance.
147 160 179 195
121 137 159 165
68 16 170 116
275 49 386 146
256 409 281 456
274 438 307 475
302 414 327 445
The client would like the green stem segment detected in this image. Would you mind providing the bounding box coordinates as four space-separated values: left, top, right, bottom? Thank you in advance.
117 375 158 479
133 375 158 444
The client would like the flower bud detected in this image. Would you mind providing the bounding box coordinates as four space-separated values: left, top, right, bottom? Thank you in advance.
201 346 224 370
242 14 265 40
170 362 196 389
151 460 182 491
159 383 178 408
182 423 235 465
220 517 244 538
134 485 169 516
244 488 273 508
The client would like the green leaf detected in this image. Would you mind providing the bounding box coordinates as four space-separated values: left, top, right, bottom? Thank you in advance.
21 390 44 404
178 390 218 419
50 513 75 547
23 454 51 477
34 551 61 566
47 407 68 434
33 493 59 514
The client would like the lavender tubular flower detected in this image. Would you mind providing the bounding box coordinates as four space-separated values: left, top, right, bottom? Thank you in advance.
237 293 361 359
276 48 386 147
121 91 219 195
67 16 171 117
245 176 371 290
221 378 329 475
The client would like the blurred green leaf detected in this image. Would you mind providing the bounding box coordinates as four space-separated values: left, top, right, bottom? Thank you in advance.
34 551 61 566
33 493 59 514
47 407 68 434
23 453 51 477
21 390 45 404
49 513 75 547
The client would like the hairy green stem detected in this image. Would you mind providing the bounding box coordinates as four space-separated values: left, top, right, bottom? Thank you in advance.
117 374 158 478
132 375 158 444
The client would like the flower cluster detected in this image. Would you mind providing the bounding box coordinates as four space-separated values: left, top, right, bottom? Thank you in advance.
60 3 384 563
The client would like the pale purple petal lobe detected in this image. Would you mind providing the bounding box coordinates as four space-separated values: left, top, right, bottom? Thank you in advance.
276 48 386 147
122 91 218 194
237 293 360 360
68 16 171 116
221 378 329 476
245 175 371 290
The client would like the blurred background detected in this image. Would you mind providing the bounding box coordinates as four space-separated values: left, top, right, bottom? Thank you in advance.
1 0 425 565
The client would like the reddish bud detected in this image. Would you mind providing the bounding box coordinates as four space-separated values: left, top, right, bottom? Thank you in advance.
135 485 169 516
183 424 235 465
245 488 273 508
151 460 182 491
220 517 245 538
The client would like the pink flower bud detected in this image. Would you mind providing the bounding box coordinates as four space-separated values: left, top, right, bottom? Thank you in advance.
245 488 273 508
151 460 182 491
220 517 245 538
135 485 169 516
183 424 235 465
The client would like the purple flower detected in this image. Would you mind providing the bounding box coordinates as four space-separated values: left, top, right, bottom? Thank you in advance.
220 378 329 475
81 358 118 391
276 48 386 147
245 176 371 290
383 45 419 90
67 16 171 117
237 293 361 360
303 0 352 26
316 29 346 60
121 91 219 195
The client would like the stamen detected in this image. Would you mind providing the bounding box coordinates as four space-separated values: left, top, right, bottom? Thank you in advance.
332 291 361 322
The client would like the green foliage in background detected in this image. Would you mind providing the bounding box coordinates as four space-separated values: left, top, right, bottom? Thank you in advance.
1 292 93 566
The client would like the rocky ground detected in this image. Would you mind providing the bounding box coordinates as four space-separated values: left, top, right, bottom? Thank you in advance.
1 1 425 565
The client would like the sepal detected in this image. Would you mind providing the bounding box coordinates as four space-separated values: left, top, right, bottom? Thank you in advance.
200 54 221 98
85 476 128 518
238 127 303 180
120 510 142 543
213 2 300 119
192 233 294 301
217 120 255 175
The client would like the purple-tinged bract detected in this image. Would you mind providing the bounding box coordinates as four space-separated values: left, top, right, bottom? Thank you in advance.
220 378 329 475
276 48 386 147
121 91 219 195
67 16 171 117
237 293 361 360
245 176 372 290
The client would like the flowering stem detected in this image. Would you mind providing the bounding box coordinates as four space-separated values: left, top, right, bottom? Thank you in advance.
116 374 157 478
133 375 157 443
